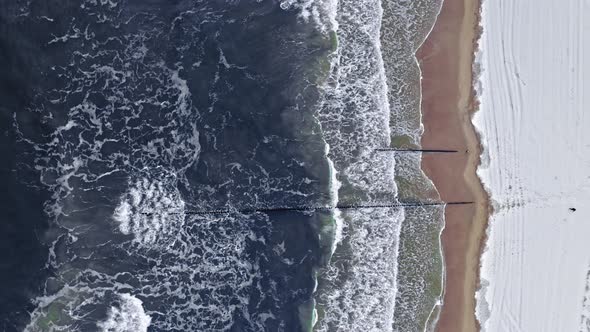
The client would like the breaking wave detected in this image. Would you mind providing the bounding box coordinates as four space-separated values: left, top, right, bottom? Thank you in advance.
314 0 405 330
113 177 186 247
97 294 152 332
312 0 445 331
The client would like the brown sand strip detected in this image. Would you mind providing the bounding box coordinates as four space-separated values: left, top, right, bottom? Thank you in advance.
416 0 489 331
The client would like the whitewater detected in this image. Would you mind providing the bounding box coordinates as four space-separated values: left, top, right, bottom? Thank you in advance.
11 0 447 330
314 0 444 331
475 0 590 331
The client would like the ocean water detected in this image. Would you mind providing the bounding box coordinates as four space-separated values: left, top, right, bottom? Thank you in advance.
0 0 442 331
313 0 444 331
380 1 446 330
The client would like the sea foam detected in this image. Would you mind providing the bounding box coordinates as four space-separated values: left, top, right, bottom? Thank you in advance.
97 294 152 332
113 177 186 246
314 0 404 330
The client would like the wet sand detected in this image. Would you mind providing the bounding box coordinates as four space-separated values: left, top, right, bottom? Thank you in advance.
416 0 488 331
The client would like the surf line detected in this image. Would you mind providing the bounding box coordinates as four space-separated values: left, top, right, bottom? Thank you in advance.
375 148 459 153
153 201 474 216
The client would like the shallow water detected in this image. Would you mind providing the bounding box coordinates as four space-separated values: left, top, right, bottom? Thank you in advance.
313 0 444 331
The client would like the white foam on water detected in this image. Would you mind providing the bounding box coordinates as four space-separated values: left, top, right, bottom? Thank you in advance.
379 1 446 330
19 22 201 221
279 0 338 33
25 212 270 331
314 0 406 330
325 143 343 256
20 3 298 331
82 0 119 10
113 177 186 246
97 294 152 332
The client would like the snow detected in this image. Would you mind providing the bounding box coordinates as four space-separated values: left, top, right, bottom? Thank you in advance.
474 0 590 331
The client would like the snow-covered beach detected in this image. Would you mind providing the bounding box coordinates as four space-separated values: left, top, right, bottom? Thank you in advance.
475 1 590 331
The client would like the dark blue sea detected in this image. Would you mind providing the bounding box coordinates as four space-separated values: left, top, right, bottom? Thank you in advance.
1 1 337 330
0 0 446 331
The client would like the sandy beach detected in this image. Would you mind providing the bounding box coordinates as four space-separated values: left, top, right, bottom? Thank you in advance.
416 0 487 331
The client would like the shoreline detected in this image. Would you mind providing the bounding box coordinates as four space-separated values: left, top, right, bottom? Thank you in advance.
416 0 488 331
